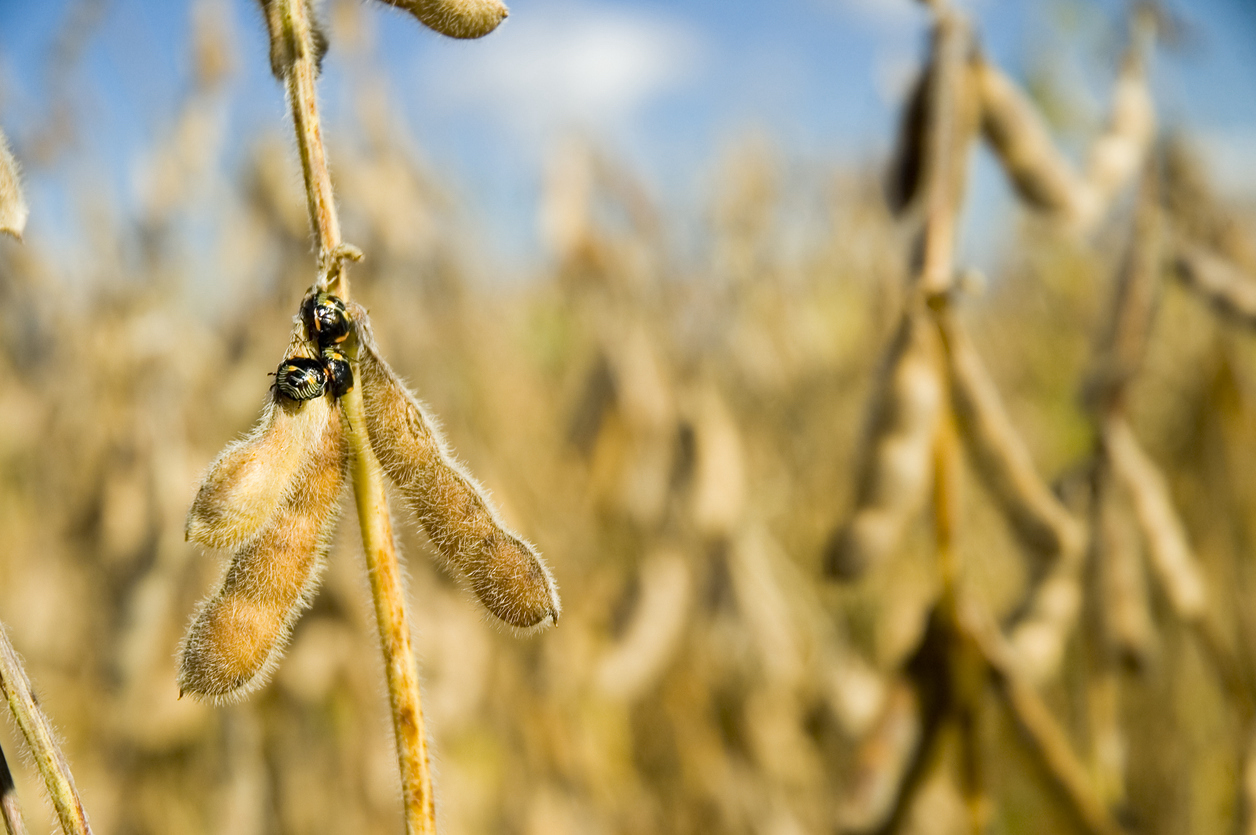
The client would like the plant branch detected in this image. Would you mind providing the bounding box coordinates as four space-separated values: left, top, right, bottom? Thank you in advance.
342 383 435 833
275 0 435 830
963 608 1126 835
916 11 973 297
0 624 91 835
280 0 340 264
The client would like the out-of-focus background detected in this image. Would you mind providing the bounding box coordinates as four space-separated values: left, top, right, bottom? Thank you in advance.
0 0 1255 833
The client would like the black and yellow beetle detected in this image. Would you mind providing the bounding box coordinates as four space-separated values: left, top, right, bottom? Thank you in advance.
321 344 354 397
301 292 352 347
285 292 355 402
276 357 329 401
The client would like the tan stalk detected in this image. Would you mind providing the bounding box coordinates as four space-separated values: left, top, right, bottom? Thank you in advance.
939 308 1089 683
916 11 975 296
914 4 989 828
0 626 91 835
343 383 435 831
939 310 1085 566
962 608 1125 835
275 0 434 830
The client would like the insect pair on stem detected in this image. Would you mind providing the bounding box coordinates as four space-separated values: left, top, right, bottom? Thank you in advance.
275 292 354 401
179 287 560 703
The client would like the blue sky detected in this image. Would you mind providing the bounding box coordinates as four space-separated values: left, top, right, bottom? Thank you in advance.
0 0 1254 273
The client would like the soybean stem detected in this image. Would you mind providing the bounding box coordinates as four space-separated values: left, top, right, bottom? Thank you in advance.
281 0 340 263
277 0 435 830
343 385 436 833
0 624 90 835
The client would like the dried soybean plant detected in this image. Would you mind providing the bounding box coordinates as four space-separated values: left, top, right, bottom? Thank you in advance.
1150 142 1256 825
826 3 1164 833
0 127 94 835
178 0 557 831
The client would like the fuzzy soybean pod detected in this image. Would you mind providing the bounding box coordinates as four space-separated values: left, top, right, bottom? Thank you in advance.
374 0 508 39
0 127 27 239
352 305 560 630
186 387 331 550
179 395 348 702
825 311 943 580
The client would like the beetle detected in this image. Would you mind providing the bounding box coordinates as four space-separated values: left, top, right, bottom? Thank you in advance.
301 292 352 347
276 356 329 401
321 345 355 398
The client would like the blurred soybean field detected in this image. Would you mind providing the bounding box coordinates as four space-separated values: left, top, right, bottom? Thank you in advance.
3 1 1256 834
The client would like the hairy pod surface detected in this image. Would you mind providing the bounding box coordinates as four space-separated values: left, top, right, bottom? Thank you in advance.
186 388 334 551
825 313 943 580
179 397 348 701
258 0 328 80
352 305 560 630
376 0 508 40
0 127 28 239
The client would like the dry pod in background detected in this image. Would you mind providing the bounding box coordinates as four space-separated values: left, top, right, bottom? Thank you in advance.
885 66 930 216
1172 240 1256 327
940 312 1085 567
1104 416 1206 621
595 548 691 702
374 0 508 40
353 304 560 630
1085 52 1155 212
179 394 349 702
974 57 1090 220
1006 557 1084 684
1094 465 1157 669
825 311 943 580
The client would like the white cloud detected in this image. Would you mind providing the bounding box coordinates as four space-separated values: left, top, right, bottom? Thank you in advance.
419 1 706 137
